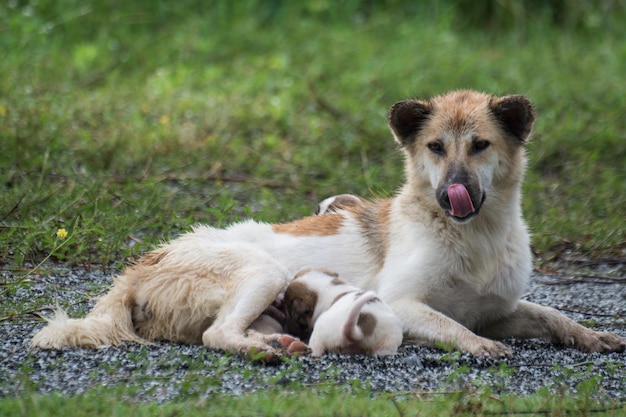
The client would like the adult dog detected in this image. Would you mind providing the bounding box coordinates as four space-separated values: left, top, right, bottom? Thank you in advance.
32 90 625 358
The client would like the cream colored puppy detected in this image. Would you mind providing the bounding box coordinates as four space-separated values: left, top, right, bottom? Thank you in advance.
283 270 403 356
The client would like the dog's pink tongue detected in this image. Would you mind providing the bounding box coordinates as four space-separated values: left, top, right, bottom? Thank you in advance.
448 184 475 218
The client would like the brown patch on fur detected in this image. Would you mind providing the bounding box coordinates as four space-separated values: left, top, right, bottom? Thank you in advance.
331 292 350 306
356 312 377 337
442 90 482 134
292 269 312 280
272 214 344 236
331 195 362 208
330 277 346 286
318 194 364 214
283 281 318 340
345 199 392 269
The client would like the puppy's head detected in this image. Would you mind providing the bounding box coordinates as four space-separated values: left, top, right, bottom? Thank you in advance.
283 281 317 341
388 90 536 223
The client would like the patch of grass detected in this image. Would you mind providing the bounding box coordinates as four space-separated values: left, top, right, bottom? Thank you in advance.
1 381 625 417
1 1 624 268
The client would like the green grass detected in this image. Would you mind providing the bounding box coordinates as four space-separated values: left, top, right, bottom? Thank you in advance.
2 381 625 417
1 0 625 414
0 366 626 417
2 338 625 416
1 0 624 268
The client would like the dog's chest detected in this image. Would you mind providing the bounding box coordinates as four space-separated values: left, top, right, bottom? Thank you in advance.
378 220 528 328
422 278 515 329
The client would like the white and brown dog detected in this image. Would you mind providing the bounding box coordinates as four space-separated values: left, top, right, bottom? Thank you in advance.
32 90 626 358
283 269 402 356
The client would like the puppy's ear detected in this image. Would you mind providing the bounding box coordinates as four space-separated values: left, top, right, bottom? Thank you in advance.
388 99 432 147
490 95 536 144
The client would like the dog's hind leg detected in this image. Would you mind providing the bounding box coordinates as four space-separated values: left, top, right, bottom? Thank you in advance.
479 300 626 353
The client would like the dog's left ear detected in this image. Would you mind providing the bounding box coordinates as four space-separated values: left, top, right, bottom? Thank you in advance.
388 99 433 147
489 95 536 143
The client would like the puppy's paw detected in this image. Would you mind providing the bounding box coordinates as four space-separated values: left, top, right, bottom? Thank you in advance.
272 335 311 355
286 339 310 355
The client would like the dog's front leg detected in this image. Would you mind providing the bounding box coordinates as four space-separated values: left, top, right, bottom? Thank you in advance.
479 300 626 353
200 251 306 360
390 298 512 357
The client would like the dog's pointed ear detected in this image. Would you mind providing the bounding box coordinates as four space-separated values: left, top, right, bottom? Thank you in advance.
388 99 433 147
490 95 536 144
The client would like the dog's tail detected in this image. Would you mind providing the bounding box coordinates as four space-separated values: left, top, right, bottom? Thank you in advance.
342 291 378 343
31 274 147 349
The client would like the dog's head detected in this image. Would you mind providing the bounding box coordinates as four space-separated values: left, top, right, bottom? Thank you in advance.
388 90 536 223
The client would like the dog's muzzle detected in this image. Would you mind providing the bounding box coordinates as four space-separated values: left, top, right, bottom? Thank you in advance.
437 183 485 222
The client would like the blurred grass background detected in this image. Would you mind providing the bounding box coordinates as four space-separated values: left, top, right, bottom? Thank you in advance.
1 0 624 269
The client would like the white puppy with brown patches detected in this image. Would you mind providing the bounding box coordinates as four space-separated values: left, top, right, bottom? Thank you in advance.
283 270 403 356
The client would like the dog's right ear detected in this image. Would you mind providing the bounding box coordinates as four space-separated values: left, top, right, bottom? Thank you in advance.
388 99 433 147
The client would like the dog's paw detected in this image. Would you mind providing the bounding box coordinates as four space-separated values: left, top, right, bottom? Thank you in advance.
570 330 626 353
244 345 283 364
467 339 512 358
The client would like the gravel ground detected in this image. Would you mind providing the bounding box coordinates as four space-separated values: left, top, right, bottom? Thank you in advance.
1 265 624 402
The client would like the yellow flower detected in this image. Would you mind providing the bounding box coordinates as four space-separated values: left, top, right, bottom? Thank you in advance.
56 228 68 239
159 115 170 126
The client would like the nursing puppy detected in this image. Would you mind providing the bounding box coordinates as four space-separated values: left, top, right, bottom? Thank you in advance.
32 90 626 358
283 270 403 356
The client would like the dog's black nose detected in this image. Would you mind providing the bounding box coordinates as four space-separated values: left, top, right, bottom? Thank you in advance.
437 188 452 211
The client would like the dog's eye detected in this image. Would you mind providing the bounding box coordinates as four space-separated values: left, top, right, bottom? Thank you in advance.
427 142 444 155
472 140 490 153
